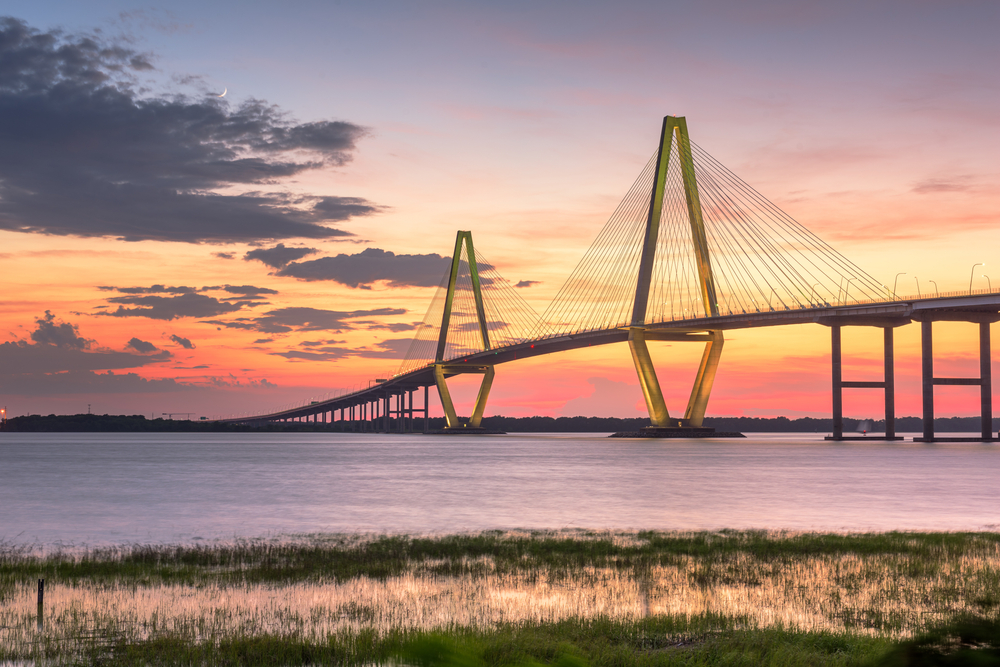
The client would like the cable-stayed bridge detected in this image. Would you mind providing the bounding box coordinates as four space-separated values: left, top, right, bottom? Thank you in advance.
221 116 1000 442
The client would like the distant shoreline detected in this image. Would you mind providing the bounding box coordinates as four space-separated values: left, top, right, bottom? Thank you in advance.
2 412 998 433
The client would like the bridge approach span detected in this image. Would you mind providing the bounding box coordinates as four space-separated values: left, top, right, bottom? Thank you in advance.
225 291 1000 443
219 116 1000 442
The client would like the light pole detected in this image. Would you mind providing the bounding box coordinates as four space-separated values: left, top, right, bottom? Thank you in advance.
892 272 906 299
914 276 920 297
842 278 855 305
970 263 984 294
984 274 992 291
929 280 939 297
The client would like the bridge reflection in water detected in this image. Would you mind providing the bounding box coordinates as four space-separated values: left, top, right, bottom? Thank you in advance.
220 117 1000 443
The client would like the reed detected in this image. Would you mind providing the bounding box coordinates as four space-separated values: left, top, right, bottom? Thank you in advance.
1 530 998 665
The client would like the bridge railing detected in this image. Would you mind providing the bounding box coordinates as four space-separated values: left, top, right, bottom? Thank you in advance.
237 286 1000 422
521 286 1000 340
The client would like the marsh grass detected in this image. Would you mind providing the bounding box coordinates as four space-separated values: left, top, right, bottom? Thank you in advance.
2 530 999 665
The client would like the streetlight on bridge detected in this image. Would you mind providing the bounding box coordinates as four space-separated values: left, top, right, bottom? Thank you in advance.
970 263 985 294
842 278 855 305
892 272 906 299
984 274 992 291
929 280 939 297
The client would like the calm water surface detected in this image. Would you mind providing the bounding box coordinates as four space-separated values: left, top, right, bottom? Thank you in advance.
2 432 999 545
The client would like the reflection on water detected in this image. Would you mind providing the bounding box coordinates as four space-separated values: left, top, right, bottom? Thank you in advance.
3 539 1000 651
2 432 1000 545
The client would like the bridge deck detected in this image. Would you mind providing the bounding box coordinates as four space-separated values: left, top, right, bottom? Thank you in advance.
219 292 1000 425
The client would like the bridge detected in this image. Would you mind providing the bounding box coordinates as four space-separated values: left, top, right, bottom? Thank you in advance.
221 116 1000 442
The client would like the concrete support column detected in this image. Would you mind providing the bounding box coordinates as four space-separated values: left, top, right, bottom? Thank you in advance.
408 389 414 432
981 322 993 440
424 385 429 433
922 320 934 441
884 327 895 439
831 325 843 439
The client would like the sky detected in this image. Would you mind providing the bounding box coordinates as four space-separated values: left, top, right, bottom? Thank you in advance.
1 0 998 421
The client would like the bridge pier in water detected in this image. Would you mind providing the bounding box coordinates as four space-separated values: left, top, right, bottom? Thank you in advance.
914 316 996 442
825 322 905 441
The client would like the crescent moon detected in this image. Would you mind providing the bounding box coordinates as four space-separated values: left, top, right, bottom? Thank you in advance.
218 88 227 98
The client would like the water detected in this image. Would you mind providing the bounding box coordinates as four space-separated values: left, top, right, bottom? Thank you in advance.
2 432 999 545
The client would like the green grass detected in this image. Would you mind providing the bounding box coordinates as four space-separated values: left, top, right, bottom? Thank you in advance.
47 617 896 667
4 531 1000 665
5 530 1000 587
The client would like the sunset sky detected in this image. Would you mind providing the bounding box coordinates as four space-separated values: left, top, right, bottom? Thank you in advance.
1 1 998 421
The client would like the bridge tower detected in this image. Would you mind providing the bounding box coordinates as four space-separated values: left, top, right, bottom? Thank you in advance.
630 116 724 430
433 231 496 430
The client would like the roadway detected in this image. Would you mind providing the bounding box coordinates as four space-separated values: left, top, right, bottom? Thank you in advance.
218 291 1000 425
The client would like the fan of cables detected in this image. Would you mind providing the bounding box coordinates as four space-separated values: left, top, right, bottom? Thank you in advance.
397 247 546 375
536 139 886 335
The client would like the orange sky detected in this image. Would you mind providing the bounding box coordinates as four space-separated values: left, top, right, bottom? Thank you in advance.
1 2 998 421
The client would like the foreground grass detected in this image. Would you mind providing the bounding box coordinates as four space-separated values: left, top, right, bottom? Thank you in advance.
30 616 896 667
3 530 1000 665
5 530 1000 587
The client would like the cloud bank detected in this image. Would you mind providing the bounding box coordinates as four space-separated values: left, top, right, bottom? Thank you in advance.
1 312 170 376
0 17 381 243
276 248 450 288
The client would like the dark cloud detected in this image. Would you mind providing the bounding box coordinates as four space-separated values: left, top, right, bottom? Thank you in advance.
2 313 169 374
102 293 246 320
352 320 420 332
126 337 159 353
98 284 275 300
203 319 258 330
169 334 195 349
30 311 91 348
221 284 279 297
98 284 196 294
515 280 540 288
252 337 273 344
250 306 407 333
0 340 170 374
212 252 236 259
0 17 381 243
0 370 189 395
200 307 405 334
301 339 346 346
310 197 383 220
272 337 411 362
244 243 319 268
206 375 276 388
275 247 450 288
272 349 353 361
